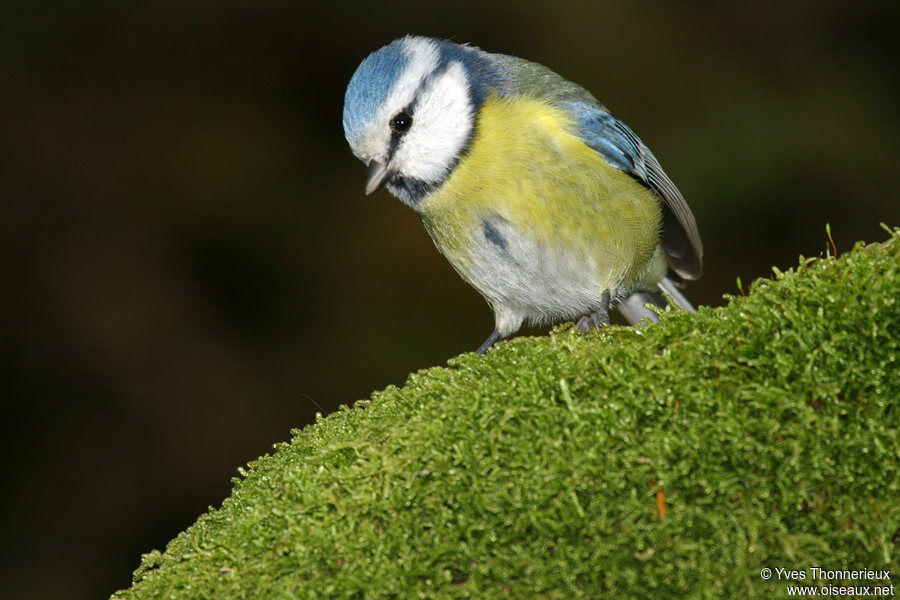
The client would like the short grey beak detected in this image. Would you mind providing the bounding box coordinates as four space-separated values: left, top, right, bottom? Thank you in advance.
364 160 393 195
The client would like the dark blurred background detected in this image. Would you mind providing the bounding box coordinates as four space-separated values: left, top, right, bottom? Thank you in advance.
1 1 897 598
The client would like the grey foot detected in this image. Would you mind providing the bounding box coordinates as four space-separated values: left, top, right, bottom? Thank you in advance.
476 330 503 355
576 310 609 333
575 291 612 334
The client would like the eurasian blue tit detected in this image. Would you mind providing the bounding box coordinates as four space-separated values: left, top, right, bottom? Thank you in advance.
342 36 703 354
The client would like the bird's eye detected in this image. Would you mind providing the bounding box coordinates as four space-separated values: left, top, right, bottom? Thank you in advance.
390 111 412 133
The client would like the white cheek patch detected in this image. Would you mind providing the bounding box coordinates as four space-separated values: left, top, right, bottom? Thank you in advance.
392 61 473 184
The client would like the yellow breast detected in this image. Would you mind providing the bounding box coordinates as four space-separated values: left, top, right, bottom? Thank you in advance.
418 93 663 293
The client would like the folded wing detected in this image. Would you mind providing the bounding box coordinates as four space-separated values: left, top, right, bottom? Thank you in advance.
557 101 703 280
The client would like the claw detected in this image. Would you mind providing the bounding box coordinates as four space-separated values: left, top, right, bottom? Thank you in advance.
575 290 612 334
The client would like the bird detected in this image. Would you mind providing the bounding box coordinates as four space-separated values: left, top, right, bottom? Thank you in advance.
342 36 702 354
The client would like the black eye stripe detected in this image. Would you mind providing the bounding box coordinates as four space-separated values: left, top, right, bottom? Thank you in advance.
386 107 414 161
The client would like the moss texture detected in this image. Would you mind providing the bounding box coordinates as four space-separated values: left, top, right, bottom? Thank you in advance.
113 227 899 599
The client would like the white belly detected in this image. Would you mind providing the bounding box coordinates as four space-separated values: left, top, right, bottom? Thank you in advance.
459 216 633 335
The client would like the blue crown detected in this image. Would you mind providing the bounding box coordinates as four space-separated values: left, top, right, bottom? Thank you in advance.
343 40 409 142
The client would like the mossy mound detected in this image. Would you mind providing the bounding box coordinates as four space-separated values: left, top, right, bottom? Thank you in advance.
114 228 899 599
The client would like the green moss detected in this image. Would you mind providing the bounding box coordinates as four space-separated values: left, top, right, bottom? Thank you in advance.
113 227 900 599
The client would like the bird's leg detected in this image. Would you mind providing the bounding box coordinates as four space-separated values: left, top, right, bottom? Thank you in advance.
575 290 612 334
476 330 503 354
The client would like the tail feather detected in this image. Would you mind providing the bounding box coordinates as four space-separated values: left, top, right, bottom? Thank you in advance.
657 276 696 313
616 276 696 326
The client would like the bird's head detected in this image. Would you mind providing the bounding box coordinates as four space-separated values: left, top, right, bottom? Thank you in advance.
343 36 497 206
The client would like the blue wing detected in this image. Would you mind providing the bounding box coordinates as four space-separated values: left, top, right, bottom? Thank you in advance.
558 101 703 280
